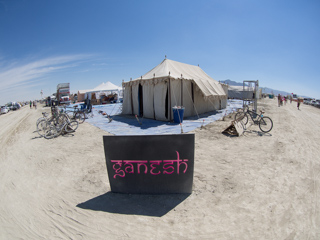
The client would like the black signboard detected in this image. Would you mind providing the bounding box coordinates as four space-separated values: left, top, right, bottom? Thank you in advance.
103 134 195 194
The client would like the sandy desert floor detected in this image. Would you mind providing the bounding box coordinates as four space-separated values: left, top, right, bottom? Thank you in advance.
0 98 319 239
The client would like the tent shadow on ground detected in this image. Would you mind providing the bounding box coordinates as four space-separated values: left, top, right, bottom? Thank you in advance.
110 115 168 129
109 110 221 129
76 192 191 217
87 100 243 135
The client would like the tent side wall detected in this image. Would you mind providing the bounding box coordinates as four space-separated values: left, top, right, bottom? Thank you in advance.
193 89 210 114
193 89 227 114
169 79 227 119
154 81 169 121
220 84 228 109
142 82 154 119
221 97 227 108
122 86 132 114
122 83 141 115
123 80 168 120
182 80 194 117
132 84 139 116
221 84 229 97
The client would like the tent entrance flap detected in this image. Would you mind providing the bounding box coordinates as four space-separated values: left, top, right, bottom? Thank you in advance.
165 86 169 119
138 84 143 117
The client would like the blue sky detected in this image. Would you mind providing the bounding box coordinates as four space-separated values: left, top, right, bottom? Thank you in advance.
0 0 319 105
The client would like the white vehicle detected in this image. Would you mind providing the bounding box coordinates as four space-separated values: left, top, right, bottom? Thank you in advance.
14 102 21 110
1 106 9 114
7 102 21 111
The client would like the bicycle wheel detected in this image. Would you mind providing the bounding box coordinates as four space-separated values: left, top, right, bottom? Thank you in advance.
64 120 79 133
36 117 46 127
37 119 50 137
84 110 93 119
55 113 68 127
44 125 59 139
259 116 273 133
235 112 248 125
75 112 85 124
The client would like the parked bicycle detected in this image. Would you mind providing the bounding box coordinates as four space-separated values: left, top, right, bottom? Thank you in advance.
36 107 64 137
36 106 79 138
43 112 79 139
83 108 94 119
62 105 86 124
235 106 273 133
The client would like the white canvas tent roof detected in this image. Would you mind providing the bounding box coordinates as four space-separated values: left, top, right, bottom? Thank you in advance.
81 81 122 100
88 81 121 93
134 58 226 98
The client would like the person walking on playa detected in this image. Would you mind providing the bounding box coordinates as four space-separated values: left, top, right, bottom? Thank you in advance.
297 98 301 110
33 100 37 110
29 100 32 109
278 94 281 107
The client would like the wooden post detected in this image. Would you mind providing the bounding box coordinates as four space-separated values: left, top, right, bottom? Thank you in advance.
130 78 134 114
181 74 183 107
168 72 172 121
153 74 155 119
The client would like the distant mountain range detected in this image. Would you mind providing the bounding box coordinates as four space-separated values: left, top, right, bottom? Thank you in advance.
220 80 310 98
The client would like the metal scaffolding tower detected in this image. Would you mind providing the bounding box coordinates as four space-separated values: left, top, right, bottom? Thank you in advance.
243 80 259 112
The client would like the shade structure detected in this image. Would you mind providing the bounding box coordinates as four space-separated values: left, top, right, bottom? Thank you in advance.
90 82 120 92
84 81 122 100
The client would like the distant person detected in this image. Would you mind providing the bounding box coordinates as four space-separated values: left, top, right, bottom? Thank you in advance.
297 98 301 110
33 100 37 109
277 94 282 107
85 97 92 112
29 100 32 109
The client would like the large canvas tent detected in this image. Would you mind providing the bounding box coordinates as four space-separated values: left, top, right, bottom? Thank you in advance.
122 59 228 121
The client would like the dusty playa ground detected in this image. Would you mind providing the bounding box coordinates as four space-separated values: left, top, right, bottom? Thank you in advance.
0 98 319 239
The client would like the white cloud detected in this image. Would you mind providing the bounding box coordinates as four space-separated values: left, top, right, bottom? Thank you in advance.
0 54 93 104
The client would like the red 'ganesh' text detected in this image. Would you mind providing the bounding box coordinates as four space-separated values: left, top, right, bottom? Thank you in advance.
110 151 188 178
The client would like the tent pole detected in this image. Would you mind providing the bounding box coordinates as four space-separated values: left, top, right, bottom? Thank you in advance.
181 75 183 106
153 74 155 119
130 78 133 114
169 77 172 121
130 86 134 114
191 82 195 115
